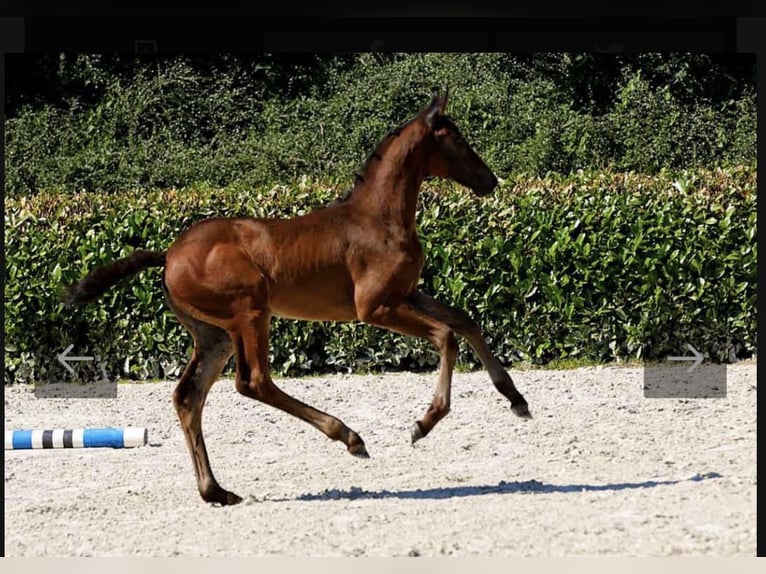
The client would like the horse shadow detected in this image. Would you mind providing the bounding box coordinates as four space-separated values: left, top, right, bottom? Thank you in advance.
292 472 722 502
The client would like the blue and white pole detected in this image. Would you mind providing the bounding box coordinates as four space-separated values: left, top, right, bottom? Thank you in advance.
5 427 148 449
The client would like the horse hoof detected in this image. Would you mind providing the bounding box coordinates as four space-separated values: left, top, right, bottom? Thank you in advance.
204 489 243 506
349 443 370 458
511 402 533 420
225 491 244 505
410 422 425 445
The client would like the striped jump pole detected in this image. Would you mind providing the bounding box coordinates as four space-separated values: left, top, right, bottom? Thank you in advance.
5 427 148 450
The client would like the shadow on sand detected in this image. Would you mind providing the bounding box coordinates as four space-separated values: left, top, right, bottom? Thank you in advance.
293 472 722 502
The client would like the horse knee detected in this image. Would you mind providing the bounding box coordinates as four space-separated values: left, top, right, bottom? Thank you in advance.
437 329 458 355
235 370 272 401
446 330 458 352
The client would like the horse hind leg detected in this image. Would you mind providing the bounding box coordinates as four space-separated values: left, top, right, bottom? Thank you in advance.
232 311 370 458
171 309 239 505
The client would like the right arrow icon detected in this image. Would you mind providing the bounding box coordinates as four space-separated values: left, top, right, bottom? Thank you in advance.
667 343 704 373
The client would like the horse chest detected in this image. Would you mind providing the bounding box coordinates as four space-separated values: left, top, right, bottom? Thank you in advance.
372 235 424 291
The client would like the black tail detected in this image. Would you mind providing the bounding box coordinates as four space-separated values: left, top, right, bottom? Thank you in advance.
64 250 167 306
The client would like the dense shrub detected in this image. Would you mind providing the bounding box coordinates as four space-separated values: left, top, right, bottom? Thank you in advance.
4 53 757 197
4 167 756 384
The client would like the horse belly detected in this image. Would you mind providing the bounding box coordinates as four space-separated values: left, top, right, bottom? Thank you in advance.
269 274 358 322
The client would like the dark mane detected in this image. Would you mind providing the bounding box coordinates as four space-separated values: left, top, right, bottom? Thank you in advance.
332 118 413 204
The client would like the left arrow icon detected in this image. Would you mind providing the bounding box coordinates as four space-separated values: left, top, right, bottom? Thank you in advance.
57 344 94 375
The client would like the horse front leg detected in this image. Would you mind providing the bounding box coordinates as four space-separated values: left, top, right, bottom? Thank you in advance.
406 290 532 421
357 296 459 443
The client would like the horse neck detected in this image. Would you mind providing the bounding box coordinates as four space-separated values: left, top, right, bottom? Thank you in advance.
352 124 431 233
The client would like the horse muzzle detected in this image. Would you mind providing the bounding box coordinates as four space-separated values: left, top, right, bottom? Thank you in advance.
472 173 499 197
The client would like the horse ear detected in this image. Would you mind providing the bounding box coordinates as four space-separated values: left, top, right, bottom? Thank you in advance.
425 88 448 129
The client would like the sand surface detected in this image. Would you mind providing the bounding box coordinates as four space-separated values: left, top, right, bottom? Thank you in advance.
4 362 757 556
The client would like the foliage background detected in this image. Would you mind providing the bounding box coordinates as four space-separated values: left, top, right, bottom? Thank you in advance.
5 53 756 196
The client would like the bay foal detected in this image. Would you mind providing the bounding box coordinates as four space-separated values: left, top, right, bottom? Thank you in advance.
66 90 531 505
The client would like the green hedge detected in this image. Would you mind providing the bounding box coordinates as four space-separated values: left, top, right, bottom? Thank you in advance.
4 167 757 384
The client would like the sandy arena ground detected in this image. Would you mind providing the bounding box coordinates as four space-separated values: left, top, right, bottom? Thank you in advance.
4 362 757 556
